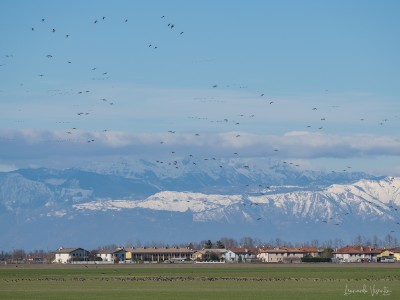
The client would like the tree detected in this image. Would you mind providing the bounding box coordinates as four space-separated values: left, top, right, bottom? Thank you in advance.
204 240 213 249
98 243 119 250
219 237 238 248
12 249 26 262
186 243 195 250
320 247 334 258
240 237 255 248
208 252 220 262
310 239 320 248
215 240 225 249
88 250 99 261
274 238 283 248
125 240 134 248
353 235 365 246
333 238 344 249
384 234 395 248
253 238 262 248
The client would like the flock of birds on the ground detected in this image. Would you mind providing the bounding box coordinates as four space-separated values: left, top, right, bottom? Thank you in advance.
1 13 399 231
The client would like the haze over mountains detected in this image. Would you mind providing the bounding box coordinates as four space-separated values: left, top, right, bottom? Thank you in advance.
1 158 399 251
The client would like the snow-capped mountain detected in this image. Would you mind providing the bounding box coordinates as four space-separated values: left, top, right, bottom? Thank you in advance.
0 159 398 251
72 177 400 223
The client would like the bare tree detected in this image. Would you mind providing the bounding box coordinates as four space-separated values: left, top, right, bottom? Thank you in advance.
253 238 262 248
384 234 395 248
322 239 333 248
310 239 320 248
333 238 344 249
240 237 255 248
125 240 134 248
353 235 365 246
12 249 26 262
371 235 381 248
274 238 283 248
219 237 238 248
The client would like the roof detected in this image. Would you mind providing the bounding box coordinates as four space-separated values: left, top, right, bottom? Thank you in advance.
96 248 125 255
228 247 258 254
333 246 381 254
125 247 194 254
55 247 85 254
194 249 227 254
299 247 319 253
258 247 306 253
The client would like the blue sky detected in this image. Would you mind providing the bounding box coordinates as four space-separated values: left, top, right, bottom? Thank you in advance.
1 0 400 175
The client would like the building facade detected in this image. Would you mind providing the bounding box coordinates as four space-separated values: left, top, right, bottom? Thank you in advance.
258 247 306 263
53 247 89 263
333 246 380 262
96 248 126 262
125 247 194 262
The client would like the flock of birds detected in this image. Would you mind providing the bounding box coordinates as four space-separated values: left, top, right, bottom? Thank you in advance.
1 12 399 232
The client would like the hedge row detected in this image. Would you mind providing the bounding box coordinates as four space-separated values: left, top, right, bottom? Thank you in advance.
301 257 332 263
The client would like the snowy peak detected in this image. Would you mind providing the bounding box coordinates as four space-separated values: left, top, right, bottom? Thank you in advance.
73 177 400 225
74 191 243 214
327 176 400 205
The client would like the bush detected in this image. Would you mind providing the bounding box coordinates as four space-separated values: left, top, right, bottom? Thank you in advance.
301 257 332 263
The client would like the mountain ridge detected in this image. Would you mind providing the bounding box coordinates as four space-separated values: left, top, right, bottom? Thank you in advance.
0 161 397 251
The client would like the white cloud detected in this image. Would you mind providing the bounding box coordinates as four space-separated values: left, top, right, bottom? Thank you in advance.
1 129 399 162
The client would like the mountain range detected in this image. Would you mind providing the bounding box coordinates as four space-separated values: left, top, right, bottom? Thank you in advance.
0 158 399 251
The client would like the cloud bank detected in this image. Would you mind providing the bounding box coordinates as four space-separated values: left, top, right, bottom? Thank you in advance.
1 129 399 162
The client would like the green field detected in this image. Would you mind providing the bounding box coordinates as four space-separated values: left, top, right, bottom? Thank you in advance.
0 263 399 299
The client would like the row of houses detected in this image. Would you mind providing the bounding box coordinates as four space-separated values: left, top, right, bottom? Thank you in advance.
53 245 400 264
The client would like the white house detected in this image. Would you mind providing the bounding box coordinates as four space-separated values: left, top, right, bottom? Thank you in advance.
225 248 258 262
96 248 126 262
53 247 89 264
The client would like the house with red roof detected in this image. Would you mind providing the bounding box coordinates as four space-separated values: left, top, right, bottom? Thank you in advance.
333 246 380 262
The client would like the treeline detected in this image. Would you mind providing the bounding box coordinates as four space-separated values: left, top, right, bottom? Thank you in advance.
123 233 399 250
1 234 398 264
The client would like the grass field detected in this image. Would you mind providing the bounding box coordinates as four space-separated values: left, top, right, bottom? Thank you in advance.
0 263 399 299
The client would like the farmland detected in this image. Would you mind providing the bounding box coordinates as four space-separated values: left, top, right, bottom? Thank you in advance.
0 263 399 299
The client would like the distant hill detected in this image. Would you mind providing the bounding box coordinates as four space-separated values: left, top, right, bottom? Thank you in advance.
2 158 398 251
